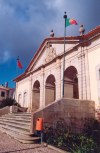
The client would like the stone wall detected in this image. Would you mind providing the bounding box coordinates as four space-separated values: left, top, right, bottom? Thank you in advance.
0 106 10 116
31 98 95 133
0 106 19 116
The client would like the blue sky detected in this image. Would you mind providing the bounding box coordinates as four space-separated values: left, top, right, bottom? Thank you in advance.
0 0 100 88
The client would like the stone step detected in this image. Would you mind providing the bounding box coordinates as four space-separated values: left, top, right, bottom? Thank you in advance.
0 124 30 135
1 114 30 121
17 138 40 144
0 117 31 123
0 112 39 143
0 121 30 131
2 115 31 121
0 126 40 144
7 112 31 115
6 112 31 117
0 118 30 125
6 131 40 142
4 114 31 119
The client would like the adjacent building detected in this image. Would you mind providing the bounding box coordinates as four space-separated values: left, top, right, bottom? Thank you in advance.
0 84 15 101
14 25 100 112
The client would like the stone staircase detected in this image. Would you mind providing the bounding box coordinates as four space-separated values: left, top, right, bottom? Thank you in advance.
0 112 40 143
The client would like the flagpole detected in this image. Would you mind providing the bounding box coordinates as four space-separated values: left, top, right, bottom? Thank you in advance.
16 57 18 76
62 12 67 98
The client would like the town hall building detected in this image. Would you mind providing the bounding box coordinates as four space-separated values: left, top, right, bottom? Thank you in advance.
14 25 100 113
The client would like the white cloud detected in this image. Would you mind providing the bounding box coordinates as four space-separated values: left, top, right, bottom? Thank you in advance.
0 50 10 63
44 0 65 10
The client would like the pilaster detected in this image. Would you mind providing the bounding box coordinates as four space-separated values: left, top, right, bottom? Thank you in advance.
78 47 87 100
85 47 91 100
56 58 61 99
28 75 32 112
40 67 45 108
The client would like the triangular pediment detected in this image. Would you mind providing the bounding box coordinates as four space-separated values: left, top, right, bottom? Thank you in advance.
26 37 79 73
13 25 100 82
32 43 57 70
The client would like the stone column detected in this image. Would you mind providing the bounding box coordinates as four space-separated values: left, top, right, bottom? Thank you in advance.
15 82 18 102
78 47 87 99
28 75 32 112
40 67 45 108
85 47 91 100
56 58 61 99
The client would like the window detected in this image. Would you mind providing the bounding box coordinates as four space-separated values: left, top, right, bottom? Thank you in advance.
1 91 5 97
18 94 22 103
99 69 100 80
23 92 27 107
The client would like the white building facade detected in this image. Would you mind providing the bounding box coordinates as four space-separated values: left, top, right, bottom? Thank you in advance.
14 26 100 112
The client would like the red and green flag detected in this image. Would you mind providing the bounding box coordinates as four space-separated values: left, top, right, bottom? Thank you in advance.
17 57 23 69
66 18 77 27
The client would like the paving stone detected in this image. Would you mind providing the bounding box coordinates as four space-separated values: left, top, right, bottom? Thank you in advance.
0 131 59 153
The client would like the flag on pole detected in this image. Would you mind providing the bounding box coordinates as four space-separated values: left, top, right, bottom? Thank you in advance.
66 18 77 27
17 57 23 69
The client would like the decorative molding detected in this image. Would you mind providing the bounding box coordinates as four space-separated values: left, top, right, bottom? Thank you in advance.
44 43 56 63
78 53 85 59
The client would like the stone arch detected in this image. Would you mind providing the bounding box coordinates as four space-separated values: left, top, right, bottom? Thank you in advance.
45 74 56 105
23 90 28 107
32 80 40 111
64 66 79 98
18 92 22 106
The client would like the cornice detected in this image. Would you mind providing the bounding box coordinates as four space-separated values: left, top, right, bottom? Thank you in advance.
14 25 100 82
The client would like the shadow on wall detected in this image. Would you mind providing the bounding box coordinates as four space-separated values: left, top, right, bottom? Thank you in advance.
31 98 95 134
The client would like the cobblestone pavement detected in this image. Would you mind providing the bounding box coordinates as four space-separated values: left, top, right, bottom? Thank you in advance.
0 131 59 153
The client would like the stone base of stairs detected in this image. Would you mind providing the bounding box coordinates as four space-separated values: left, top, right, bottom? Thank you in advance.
0 112 40 143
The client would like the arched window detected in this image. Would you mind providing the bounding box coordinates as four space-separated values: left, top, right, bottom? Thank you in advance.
64 66 79 99
18 94 22 105
45 74 56 105
23 92 27 107
32 80 40 111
